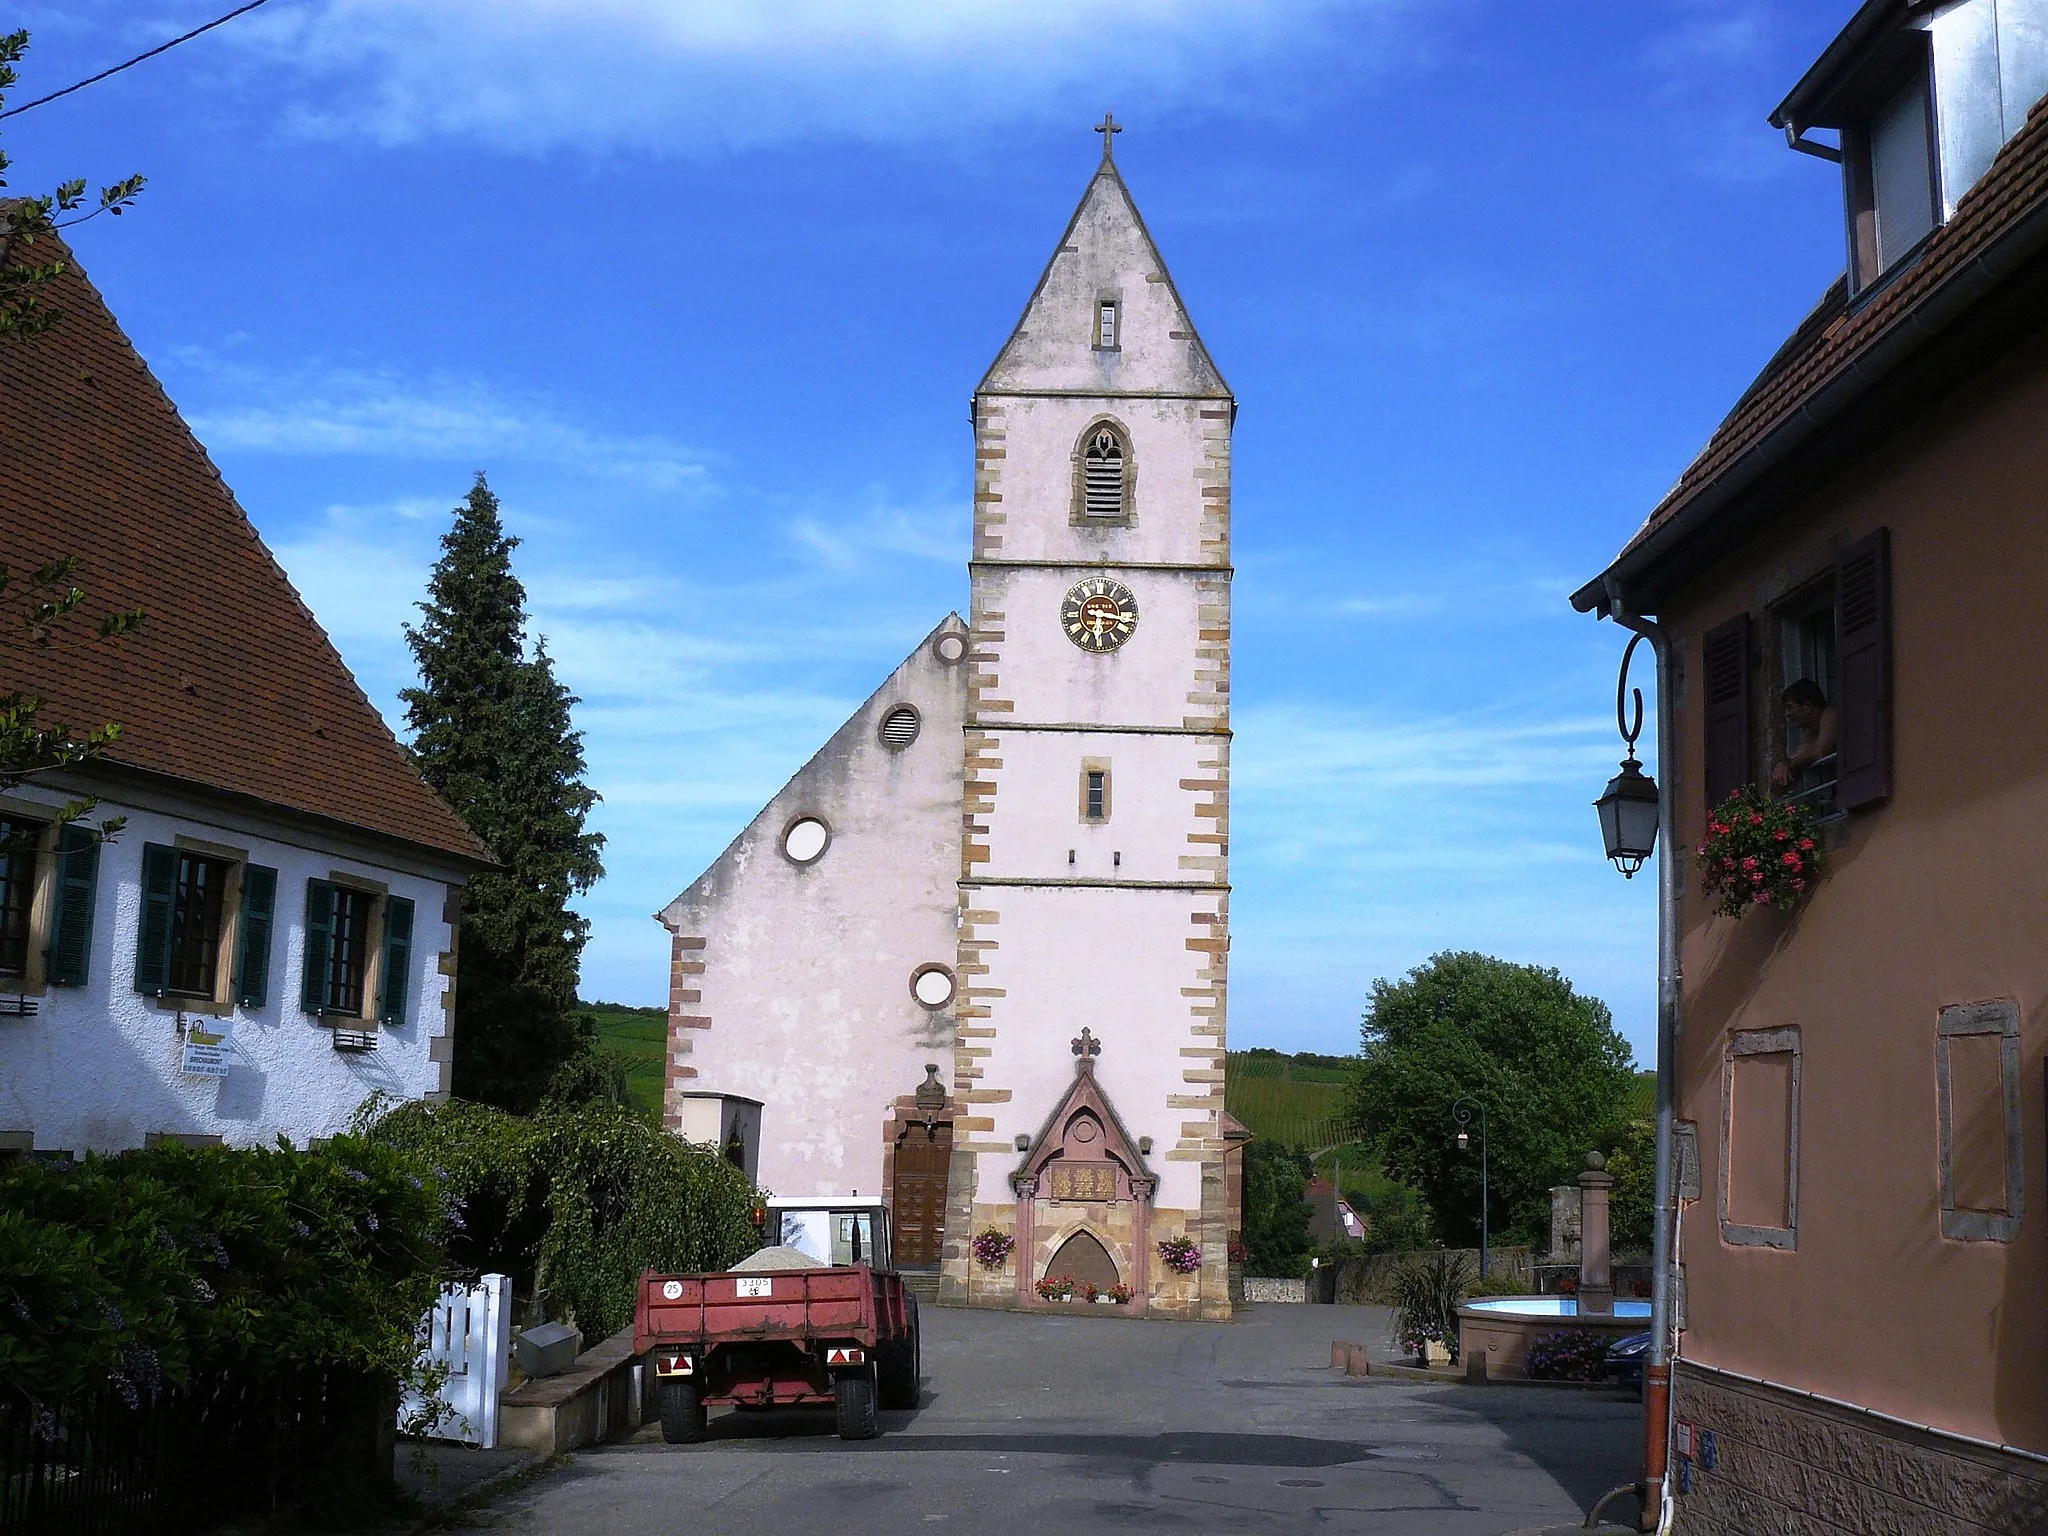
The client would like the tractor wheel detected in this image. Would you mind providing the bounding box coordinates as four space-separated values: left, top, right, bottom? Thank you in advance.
834 1367 880 1441
879 1298 921 1410
659 1379 707 1444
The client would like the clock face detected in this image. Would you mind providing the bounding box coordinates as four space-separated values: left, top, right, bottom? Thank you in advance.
1061 577 1139 653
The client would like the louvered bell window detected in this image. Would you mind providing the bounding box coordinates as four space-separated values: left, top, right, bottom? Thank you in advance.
1098 301 1118 350
1083 429 1125 519
880 705 921 751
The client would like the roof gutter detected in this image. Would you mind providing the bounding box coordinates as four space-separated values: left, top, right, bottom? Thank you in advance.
1572 185 2048 617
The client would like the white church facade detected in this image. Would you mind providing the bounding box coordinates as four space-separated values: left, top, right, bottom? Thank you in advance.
659 131 1239 1319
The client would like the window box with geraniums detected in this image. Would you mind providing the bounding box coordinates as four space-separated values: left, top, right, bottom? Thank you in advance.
1034 1273 1075 1301
1108 1282 1134 1305
1157 1236 1202 1275
1698 786 1825 918
971 1227 1014 1270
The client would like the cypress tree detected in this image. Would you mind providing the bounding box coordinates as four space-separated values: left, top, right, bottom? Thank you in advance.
403 474 607 1113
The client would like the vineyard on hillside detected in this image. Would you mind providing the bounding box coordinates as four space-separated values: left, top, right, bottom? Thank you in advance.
1224 1050 1359 1149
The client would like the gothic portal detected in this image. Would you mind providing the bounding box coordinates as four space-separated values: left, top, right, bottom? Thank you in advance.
659 127 1235 1319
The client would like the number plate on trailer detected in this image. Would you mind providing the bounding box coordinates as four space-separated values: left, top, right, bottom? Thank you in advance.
735 1277 773 1298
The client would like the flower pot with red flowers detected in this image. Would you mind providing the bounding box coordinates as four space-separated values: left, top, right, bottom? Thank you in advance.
1697 787 1826 919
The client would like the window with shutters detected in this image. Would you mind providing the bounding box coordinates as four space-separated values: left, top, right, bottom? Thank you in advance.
0 818 42 981
1772 580 1840 819
134 840 277 1010
1075 422 1132 523
166 853 229 997
300 876 414 1028
323 886 372 1015
0 811 99 993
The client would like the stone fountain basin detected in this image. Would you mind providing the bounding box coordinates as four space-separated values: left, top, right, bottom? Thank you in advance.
1457 1297 1651 1380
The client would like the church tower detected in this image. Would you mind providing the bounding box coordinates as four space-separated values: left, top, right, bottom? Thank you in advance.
942 123 1234 1319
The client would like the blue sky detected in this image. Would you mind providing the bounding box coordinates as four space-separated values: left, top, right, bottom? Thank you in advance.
7 1 1856 1064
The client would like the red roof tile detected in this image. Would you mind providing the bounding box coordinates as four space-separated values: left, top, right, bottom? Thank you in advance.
0 237 489 866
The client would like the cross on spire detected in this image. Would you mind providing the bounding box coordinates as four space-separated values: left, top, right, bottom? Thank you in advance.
1071 1027 1102 1061
1095 113 1122 163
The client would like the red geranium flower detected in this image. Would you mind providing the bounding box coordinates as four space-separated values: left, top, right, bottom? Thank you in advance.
1781 852 1802 868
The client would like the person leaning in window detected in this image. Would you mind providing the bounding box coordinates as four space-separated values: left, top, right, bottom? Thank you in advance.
1772 679 1839 791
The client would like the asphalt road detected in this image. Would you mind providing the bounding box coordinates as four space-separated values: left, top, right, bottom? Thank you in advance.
468 1301 1641 1535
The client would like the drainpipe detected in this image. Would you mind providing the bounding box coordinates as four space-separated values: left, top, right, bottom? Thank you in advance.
1604 582 1680 1535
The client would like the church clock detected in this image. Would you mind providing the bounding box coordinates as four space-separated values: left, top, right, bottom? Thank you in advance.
1060 577 1139 653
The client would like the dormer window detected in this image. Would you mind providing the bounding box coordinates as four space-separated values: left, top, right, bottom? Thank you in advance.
1095 300 1119 351
1775 2 2048 297
1848 66 1937 286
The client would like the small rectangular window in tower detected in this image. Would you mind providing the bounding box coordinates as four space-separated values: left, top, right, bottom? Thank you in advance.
1078 760 1112 823
1096 300 1119 351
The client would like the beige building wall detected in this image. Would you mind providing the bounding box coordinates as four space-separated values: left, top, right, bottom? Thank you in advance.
1660 336 2048 1475
659 618 968 1201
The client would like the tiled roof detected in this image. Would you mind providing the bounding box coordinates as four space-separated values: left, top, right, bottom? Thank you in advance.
1612 92 2048 568
0 238 489 866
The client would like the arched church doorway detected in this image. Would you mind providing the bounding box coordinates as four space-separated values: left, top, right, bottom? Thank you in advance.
891 1119 952 1267
1045 1228 1120 1293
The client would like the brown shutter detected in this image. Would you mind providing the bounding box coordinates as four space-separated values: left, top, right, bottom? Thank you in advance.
1702 613 1752 812
1836 528 1892 808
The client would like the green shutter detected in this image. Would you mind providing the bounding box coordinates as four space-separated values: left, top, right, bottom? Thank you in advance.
47 828 101 987
236 865 278 1008
379 895 414 1026
301 880 335 1015
132 843 177 994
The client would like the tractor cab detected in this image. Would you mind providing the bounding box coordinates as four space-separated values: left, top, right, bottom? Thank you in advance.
763 1195 893 1272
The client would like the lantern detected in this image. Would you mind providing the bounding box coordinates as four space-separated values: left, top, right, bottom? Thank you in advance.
1595 755 1661 878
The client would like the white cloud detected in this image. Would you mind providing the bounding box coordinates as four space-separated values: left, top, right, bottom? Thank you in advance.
182 364 713 491
210 0 1390 151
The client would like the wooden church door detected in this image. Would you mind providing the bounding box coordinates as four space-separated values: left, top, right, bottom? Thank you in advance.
891 1121 953 1267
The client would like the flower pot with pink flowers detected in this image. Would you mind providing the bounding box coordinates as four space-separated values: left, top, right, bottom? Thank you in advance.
1697 787 1826 919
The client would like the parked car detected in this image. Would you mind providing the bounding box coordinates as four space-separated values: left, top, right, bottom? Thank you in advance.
1604 1330 1651 1392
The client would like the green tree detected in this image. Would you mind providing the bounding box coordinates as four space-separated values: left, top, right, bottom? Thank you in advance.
1239 1139 1313 1277
403 475 607 1113
1603 1117 1654 1255
1349 952 1634 1250
1 31 144 338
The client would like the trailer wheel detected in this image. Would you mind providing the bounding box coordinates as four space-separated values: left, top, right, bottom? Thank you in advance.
879 1297 921 1409
834 1367 880 1441
660 1379 707 1444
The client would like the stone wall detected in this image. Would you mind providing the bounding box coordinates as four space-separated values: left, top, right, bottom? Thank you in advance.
1242 1277 1305 1303
1671 1360 2048 1535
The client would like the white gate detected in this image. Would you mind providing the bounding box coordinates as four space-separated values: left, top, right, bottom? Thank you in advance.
400 1273 512 1447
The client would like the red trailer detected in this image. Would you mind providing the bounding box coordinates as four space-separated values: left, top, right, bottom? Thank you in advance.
635 1259 921 1442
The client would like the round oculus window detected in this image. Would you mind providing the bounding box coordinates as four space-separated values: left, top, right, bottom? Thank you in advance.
782 816 830 865
879 705 921 750
933 632 967 665
910 964 957 1010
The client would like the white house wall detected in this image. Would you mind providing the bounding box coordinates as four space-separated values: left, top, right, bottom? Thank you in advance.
0 788 453 1154
659 618 969 1200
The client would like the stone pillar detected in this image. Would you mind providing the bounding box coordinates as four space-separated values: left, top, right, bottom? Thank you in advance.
1577 1152 1614 1317
1012 1177 1038 1305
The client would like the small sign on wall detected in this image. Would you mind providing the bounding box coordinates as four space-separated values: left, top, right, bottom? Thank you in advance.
181 1019 233 1078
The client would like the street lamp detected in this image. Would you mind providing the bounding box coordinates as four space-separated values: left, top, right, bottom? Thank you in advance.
1451 1096 1488 1281
1595 633 1661 877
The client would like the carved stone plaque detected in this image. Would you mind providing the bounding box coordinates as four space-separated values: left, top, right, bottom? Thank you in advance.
1048 1162 1117 1202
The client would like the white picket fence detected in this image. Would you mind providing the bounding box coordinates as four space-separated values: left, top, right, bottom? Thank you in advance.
399 1273 513 1447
